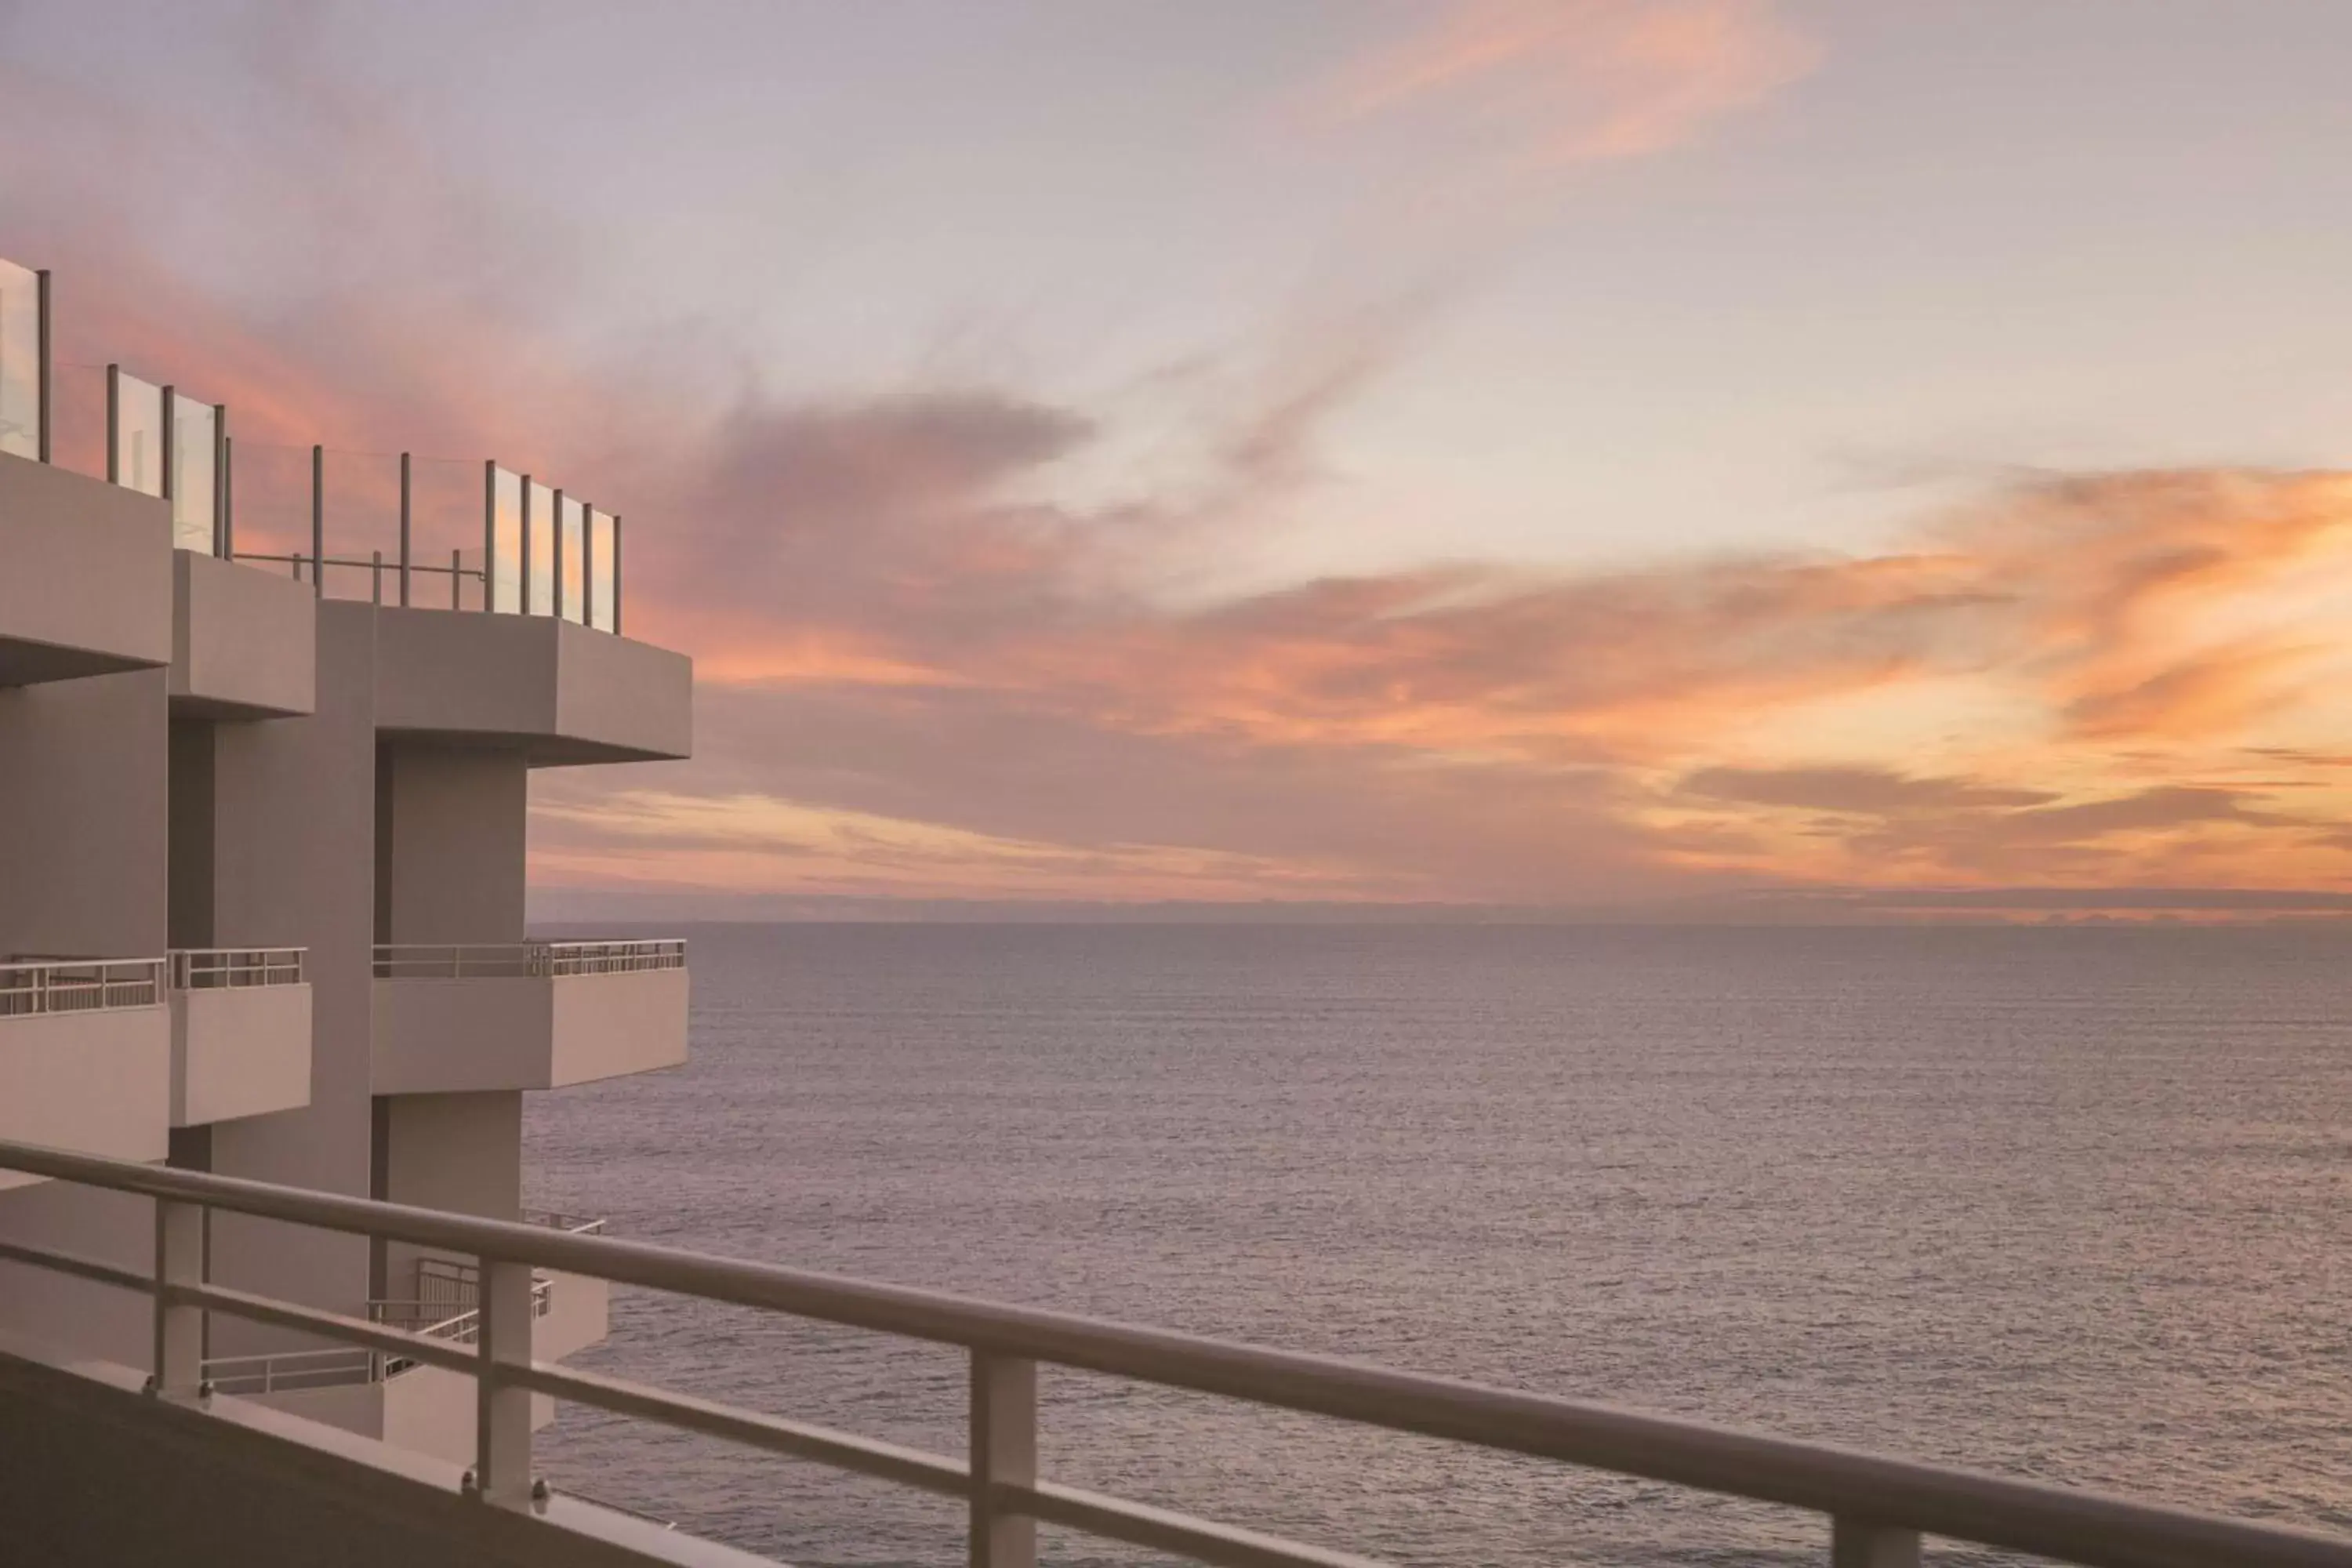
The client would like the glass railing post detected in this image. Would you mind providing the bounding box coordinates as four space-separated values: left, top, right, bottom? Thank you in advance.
105 364 119 482
34 268 51 463
215 408 231 557
398 452 412 606
519 475 533 617
969 1352 1037 1568
612 514 623 635
481 460 496 613
310 445 325 600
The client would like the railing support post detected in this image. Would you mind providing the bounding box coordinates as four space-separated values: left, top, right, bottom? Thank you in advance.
398 452 412 606
310 444 325 600
151 1197 205 1399
1831 1519 1921 1568
473 1255 535 1507
970 1352 1036 1568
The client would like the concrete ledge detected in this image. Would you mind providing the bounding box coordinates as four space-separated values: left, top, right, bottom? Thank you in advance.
170 983 313 1127
372 608 691 764
0 451 173 685
372 967 689 1094
0 1330 774 1567
172 550 317 717
0 1008 170 1192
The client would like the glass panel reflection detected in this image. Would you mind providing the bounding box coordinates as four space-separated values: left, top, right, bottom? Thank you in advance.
588 509 616 632
0 259 38 461
490 466 524 613
526 479 556 617
558 495 587 622
113 371 165 496
169 393 219 553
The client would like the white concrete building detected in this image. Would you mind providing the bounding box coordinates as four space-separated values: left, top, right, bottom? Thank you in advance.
0 256 692 1463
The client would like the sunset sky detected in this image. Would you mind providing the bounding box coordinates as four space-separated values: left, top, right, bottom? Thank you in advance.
8 1 2352 918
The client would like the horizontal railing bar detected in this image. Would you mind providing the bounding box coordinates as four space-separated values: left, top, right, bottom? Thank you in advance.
510 1359 968 1497
3 1138 2348 1568
1017 1481 1391 1568
0 1235 154 1295
175 1279 483 1381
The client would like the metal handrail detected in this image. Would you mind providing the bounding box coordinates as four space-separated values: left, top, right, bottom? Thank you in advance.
521 1208 608 1236
168 947 307 989
372 939 685 979
0 1140 2344 1568
0 957 168 1017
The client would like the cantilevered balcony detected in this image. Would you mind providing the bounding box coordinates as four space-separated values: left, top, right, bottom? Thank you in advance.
167 949 311 1128
372 608 690 764
0 453 173 688
0 958 170 1189
370 940 688 1094
169 551 315 719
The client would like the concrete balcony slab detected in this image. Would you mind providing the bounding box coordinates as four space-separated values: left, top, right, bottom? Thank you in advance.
371 950 688 1094
171 551 316 718
169 979 312 1127
0 966 170 1192
0 452 172 687
371 607 690 764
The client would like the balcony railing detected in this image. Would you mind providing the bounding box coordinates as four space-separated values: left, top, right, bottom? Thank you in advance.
2 1138 2347 1568
168 947 306 990
201 1250 572 1398
0 957 167 1018
372 938 685 980
7 252 633 632
521 1208 608 1236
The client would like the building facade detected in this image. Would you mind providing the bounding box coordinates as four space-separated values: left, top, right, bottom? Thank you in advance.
0 256 692 1461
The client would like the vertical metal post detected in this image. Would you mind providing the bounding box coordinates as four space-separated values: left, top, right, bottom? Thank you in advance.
105 364 120 483
310 445 325 599
473 1256 535 1507
582 510 597 630
160 385 176 510
451 547 463 610
34 269 51 463
1830 1519 1921 1568
519 476 534 617
151 1198 205 1399
969 1352 1036 1568
611 515 623 636
372 550 383 605
550 488 565 622
215 408 231 557
481 460 496 613
398 452 412 606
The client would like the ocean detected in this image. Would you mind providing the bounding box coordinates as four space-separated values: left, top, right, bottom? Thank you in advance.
523 923 2352 1566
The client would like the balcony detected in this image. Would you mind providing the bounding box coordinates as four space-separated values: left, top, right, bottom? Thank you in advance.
196 1215 610 1466
167 949 311 1128
0 958 170 1190
0 452 173 687
370 940 688 1094
169 550 314 719
372 607 690 764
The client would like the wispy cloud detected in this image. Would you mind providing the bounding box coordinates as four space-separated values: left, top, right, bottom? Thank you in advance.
1297 0 1820 168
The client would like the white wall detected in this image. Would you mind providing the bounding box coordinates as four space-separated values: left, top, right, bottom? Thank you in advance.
172 983 313 1127
0 451 173 684
172 550 316 717
377 748 528 943
203 606 379 1352
0 669 169 959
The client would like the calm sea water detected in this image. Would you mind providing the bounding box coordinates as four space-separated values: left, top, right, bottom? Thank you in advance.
523 924 2352 1566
